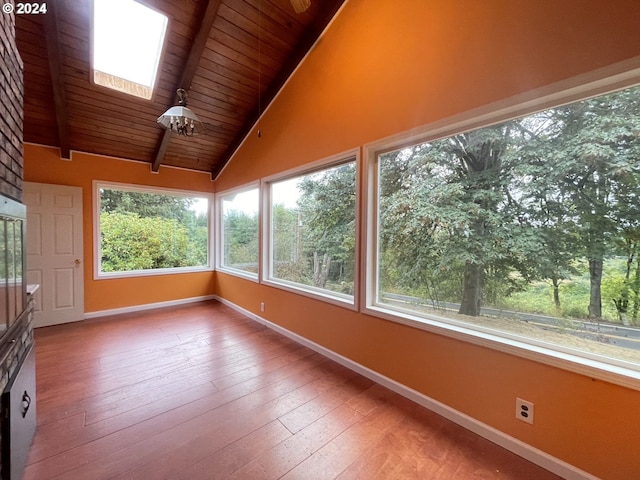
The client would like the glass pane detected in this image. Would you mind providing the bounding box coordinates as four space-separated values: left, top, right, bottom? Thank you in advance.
376 85 640 367
270 161 356 299
221 189 259 275
14 219 23 317
99 187 209 274
7 220 15 323
0 220 7 332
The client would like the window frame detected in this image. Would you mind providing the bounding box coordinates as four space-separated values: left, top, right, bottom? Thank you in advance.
93 180 213 279
362 65 640 391
215 182 260 282
262 149 360 310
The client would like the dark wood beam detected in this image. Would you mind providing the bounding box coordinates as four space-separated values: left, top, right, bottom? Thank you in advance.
152 0 222 172
211 0 347 179
43 1 70 159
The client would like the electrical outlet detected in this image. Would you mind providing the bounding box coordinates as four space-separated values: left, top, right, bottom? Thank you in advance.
516 398 534 425
260 302 265 312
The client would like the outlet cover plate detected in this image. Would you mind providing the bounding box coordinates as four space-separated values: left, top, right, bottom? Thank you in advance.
516 398 534 425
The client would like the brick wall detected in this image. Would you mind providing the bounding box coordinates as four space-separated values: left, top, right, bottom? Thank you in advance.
0 3 34 476
0 1 24 202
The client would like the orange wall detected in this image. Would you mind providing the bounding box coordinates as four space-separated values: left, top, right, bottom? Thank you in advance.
24 144 215 313
215 1 640 478
216 0 640 191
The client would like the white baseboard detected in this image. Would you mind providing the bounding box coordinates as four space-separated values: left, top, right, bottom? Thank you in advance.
214 295 600 480
84 295 217 320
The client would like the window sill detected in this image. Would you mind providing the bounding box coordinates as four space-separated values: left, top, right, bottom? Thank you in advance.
364 304 640 392
216 267 259 283
263 278 357 311
95 266 213 280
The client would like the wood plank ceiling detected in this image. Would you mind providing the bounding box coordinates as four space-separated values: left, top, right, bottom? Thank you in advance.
15 0 345 177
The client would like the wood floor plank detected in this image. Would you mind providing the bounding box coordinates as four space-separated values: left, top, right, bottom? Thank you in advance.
37 326 300 426
278 373 373 434
26 350 329 470
280 385 412 480
171 420 293 480
225 404 364 480
46 359 359 479
23 300 563 480
81 338 309 424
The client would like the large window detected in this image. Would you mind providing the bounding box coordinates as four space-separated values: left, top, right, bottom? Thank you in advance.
218 186 259 278
372 85 640 370
95 183 211 277
267 157 357 304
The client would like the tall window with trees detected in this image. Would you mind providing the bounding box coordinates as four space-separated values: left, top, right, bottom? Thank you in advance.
373 85 640 368
218 186 259 278
96 183 211 277
267 158 357 304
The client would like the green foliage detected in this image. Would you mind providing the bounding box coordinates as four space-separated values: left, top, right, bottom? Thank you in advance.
271 203 308 283
500 282 559 315
101 212 193 271
271 162 357 294
101 189 195 221
522 88 640 319
99 189 208 273
378 123 537 313
298 163 356 287
601 258 640 324
223 209 259 271
497 258 640 324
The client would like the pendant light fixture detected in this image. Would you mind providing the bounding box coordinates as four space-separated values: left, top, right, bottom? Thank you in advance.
157 88 204 136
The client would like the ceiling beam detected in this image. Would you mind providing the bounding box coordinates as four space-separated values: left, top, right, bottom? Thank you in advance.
211 0 347 180
152 0 222 172
43 1 70 159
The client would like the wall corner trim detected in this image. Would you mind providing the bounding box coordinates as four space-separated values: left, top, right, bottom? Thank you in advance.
213 295 600 480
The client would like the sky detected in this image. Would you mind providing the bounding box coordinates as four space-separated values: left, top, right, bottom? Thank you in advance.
93 0 168 87
190 197 210 215
222 179 302 216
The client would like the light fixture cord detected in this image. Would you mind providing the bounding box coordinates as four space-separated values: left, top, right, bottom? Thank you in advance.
257 0 262 138
177 88 187 106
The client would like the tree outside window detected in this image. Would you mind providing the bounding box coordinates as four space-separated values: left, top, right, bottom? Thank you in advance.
376 85 640 365
269 160 357 301
98 185 210 275
220 188 259 276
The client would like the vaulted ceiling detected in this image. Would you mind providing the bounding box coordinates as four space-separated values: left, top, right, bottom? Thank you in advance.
15 0 345 177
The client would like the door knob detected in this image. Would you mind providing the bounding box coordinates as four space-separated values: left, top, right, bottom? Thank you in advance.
74 259 81 265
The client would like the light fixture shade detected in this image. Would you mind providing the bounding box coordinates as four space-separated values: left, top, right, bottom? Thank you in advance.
157 105 205 136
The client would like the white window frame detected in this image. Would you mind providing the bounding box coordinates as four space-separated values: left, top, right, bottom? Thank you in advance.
262 149 360 310
215 182 260 282
93 181 213 279
362 62 640 391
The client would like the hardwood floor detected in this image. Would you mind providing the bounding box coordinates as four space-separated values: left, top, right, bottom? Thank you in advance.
24 300 561 479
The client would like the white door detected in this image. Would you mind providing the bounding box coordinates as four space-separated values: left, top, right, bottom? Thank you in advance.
24 182 84 327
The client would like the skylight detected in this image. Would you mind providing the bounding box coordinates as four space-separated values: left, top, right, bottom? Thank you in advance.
92 0 168 100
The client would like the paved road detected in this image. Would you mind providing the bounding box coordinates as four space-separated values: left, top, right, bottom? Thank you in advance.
381 292 640 351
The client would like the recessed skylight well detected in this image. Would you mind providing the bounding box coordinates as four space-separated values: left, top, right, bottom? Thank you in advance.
92 0 168 100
